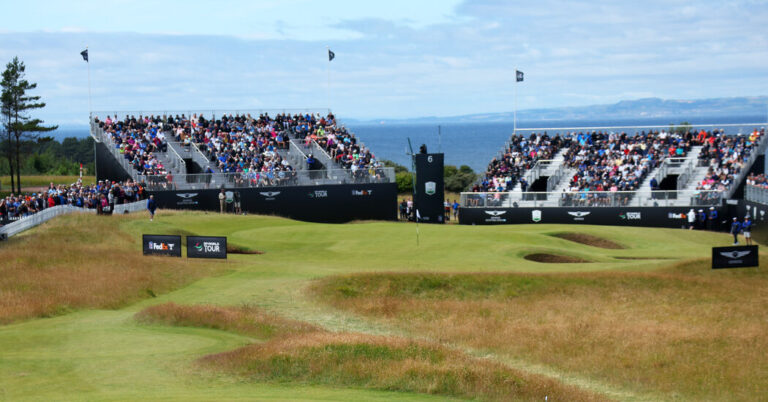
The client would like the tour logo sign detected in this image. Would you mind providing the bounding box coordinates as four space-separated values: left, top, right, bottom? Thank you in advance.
142 235 182 257
187 236 227 259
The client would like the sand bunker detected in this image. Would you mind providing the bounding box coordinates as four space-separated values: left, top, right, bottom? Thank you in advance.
550 232 624 249
523 253 591 263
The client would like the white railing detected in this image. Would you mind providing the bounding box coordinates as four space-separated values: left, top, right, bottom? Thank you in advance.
0 200 147 239
746 185 768 205
142 167 396 191
460 189 723 208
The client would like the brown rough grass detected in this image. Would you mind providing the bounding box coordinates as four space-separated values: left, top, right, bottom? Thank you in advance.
0 213 222 324
201 332 606 401
311 266 768 400
136 302 320 339
524 253 591 263
138 302 605 400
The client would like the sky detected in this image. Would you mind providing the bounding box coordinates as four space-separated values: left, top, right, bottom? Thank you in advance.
0 0 767 125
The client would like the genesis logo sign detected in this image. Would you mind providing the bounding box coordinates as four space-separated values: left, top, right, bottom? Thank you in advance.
567 211 590 221
484 210 507 222
175 193 198 205
720 251 751 260
259 191 280 200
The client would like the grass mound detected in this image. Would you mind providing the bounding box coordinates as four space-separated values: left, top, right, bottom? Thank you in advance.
312 268 768 399
201 331 604 401
136 302 319 339
0 214 224 325
523 253 590 263
139 302 603 400
550 232 624 249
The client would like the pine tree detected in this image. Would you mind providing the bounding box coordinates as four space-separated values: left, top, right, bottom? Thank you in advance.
1 57 57 193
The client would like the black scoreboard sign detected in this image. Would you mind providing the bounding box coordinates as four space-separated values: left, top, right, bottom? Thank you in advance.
414 153 445 224
187 236 228 259
712 245 759 269
142 235 182 257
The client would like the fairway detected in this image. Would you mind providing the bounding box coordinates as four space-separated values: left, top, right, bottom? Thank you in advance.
0 211 763 401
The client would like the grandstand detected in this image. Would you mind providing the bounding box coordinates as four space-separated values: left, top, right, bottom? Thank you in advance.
462 123 768 226
90 110 394 191
89 110 397 222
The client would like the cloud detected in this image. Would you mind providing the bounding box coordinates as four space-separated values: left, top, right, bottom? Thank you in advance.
0 0 765 123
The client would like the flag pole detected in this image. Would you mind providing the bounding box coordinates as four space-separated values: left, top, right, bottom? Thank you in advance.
326 46 330 113
86 46 92 118
513 66 517 135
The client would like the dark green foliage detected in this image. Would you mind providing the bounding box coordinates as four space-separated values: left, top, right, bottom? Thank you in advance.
0 136 94 176
444 164 476 193
395 171 413 193
1 56 57 192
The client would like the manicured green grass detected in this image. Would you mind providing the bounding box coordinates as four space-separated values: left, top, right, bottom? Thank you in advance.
0 211 747 400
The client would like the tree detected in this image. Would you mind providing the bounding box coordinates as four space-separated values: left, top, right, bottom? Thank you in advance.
1 57 57 193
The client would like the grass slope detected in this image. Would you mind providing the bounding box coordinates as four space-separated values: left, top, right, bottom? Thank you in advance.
0 211 752 400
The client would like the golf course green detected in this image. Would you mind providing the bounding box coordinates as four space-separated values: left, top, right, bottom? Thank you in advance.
0 211 764 401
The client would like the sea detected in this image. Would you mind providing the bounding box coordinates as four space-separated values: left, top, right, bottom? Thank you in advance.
51 115 766 173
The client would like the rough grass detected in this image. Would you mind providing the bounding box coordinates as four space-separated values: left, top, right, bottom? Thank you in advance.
136 302 319 339
141 303 605 401
311 266 768 401
0 214 224 324
1 175 96 189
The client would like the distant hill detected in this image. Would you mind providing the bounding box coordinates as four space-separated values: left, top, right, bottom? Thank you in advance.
349 96 768 124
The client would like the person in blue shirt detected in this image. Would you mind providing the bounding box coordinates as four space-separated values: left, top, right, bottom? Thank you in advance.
742 216 753 246
146 195 157 222
730 217 741 245
706 207 718 231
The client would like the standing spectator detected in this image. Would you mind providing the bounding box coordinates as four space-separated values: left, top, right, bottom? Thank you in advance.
707 207 718 231
452 199 459 219
233 191 242 215
730 217 741 245
219 189 226 214
444 199 451 221
687 208 696 230
742 216 753 245
147 195 157 221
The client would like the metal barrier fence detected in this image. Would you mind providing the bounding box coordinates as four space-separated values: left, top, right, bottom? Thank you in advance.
745 185 768 205
0 200 147 240
460 189 723 208
91 109 331 121
142 167 396 191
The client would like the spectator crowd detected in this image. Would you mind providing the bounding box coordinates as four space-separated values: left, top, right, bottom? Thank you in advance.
0 179 148 225
475 127 765 206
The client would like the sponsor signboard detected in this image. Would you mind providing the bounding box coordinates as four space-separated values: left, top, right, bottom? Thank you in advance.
712 245 758 269
175 193 199 206
413 153 444 224
484 210 507 223
567 211 590 221
187 236 228 259
142 235 182 257
259 191 280 200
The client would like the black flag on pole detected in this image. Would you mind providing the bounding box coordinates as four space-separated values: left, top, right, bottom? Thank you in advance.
80 49 89 62
516 70 523 82
328 49 335 61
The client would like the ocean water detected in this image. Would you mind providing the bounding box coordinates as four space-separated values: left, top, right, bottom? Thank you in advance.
49 116 766 174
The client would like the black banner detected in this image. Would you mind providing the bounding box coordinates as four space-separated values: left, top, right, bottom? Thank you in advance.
187 236 227 259
414 153 444 224
150 183 397 223
460 206 729 229
142 234 182 257
712 245 758 269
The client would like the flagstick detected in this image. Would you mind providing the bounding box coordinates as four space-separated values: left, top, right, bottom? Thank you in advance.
86 46 92 118
513 66 517 135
